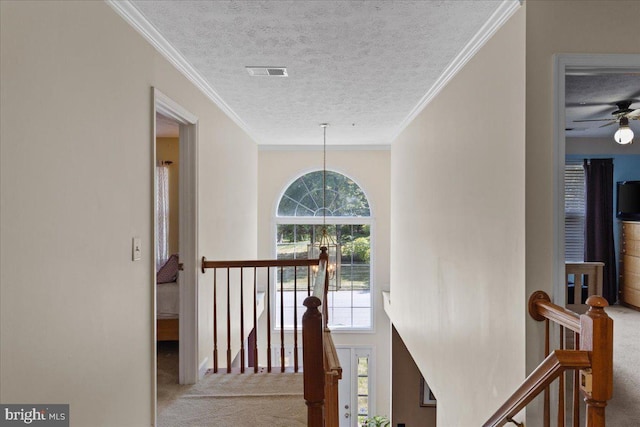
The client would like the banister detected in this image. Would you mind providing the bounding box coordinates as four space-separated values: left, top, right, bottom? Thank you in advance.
323 329 342 427
201 256 321 273
529 290 581 332
488 292 613 427
483 350 591 427
323 330 342 377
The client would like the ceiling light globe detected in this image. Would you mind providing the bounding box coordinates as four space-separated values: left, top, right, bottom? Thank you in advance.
614 126 634 145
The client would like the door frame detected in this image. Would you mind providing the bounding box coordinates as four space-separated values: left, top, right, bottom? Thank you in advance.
153 88 199 420
552 54 640 304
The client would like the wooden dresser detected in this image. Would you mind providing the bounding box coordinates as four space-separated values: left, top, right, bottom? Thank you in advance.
621 221 640 309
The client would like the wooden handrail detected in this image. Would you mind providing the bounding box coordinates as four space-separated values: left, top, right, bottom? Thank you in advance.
202 257 320 273
323 329 342 427
486 291 613 427
302 247 343 427
483 350 591 427
529 290 581 333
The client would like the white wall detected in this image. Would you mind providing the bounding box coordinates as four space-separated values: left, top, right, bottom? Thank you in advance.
525 3 640 424
258 148 392 417
0 2 257 426
390 8 526 426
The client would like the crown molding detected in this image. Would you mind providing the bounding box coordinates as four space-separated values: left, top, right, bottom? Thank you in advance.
106 0 259 143
390 0 522 143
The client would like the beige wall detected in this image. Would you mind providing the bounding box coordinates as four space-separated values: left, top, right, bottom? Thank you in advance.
525 2 640 424
258 148 392 417
156 138 180 255
390 8 526 426
0 2 257 426
392 327 436 427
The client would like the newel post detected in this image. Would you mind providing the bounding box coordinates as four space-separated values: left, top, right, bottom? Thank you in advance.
580 296 613 427
303 295 325 427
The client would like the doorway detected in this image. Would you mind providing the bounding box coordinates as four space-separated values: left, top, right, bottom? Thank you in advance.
553 54 640 305
153 88 199 425
337 346 374 427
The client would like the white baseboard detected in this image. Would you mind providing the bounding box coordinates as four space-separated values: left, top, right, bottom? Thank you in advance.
199 357 209 379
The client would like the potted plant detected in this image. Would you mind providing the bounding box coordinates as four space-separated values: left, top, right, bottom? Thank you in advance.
363 415 390 427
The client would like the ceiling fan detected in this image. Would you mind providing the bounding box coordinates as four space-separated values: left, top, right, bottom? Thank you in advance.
573 100 640 144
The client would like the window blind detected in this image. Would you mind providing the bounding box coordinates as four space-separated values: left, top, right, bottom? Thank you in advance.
565 161 585 262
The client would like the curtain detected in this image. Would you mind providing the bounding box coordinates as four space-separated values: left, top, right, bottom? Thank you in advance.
584 158 617 304
156 163 170 271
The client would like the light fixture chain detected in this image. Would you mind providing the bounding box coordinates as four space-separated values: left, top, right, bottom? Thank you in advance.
323 124 327 229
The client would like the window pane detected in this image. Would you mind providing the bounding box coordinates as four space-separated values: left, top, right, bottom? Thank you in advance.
277 222 371 329
358 376 368 395
357 396 369 415
276 171 372 330
565 161 585 262
358 356 368 376
277 171 370 217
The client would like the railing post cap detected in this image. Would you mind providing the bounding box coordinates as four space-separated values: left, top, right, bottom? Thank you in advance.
586 295 609 309
303 295 322 309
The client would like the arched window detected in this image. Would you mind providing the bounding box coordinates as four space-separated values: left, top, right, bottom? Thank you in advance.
276 171 372 330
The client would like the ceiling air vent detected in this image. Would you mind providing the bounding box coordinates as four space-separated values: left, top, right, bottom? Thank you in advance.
246 66 288 77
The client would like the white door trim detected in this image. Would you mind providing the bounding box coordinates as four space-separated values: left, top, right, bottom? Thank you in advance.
153 88 199 423
552 54 640 304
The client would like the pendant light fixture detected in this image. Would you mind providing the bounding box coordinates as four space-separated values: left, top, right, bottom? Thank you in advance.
614 117 634 145
308 123 341 290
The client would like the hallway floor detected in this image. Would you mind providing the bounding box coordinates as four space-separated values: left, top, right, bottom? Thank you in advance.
156 342 305 426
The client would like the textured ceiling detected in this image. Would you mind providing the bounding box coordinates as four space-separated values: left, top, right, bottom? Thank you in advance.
565 73 640 139
131 0 507 146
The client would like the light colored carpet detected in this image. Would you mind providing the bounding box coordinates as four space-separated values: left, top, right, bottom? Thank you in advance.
157 342 306 427
605 305 640 426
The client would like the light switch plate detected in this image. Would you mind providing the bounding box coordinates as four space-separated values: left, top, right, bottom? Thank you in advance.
132 237 142 261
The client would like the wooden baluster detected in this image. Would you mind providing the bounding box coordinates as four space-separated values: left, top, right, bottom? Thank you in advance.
580 296 613 427
213 268 219 373
308 265 311 296
240 268 245 373
294 266 299 373
280 266 285 372
544 318 550 427
558 325 565 427
253 267 258 373
574 274 583 306
573 331 580 427
227 268 232 373
303 296 325 427
267 267 272 373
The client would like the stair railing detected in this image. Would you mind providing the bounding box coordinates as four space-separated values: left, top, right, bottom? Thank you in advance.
484 291 613 427
201 253 322 373
200 248 342 425
302 247 342 427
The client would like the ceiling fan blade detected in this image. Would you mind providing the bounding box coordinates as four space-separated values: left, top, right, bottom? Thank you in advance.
599 121 618 128
626 108 640 118
573 118 616 122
